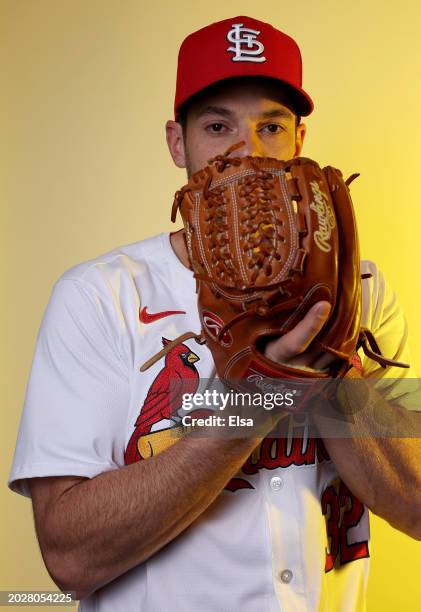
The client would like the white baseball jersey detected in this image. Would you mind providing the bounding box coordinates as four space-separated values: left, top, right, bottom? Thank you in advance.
8 232 416 612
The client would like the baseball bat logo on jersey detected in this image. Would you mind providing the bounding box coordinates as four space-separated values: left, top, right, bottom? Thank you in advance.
226 23 266 63
309 180 336 252
202 310 233 347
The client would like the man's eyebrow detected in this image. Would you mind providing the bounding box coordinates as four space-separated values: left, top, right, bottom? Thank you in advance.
259 108 294 120
195 105 235 119
194 106 294 120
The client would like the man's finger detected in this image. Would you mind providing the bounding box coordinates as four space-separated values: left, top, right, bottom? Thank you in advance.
312 351 337 371
281 301 331 357
265 301 331 363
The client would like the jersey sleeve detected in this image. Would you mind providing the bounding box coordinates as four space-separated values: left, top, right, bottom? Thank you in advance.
361 261 420 411
8 278 131 498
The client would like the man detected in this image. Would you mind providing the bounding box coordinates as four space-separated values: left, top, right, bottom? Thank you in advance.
8 15 420 612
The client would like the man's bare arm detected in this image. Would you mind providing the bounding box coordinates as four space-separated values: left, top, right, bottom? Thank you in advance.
313 374 421 539
31 435 261 600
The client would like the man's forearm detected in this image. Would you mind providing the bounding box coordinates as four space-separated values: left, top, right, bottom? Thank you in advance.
321 430 421 538
314 377 421 539
42 434 260 599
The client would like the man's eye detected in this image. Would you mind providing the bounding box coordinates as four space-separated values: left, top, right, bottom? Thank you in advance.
261 124 284 134
206 123 226 133
266 123 283 134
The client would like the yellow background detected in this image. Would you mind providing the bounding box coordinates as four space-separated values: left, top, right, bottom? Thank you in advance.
2 1 420 609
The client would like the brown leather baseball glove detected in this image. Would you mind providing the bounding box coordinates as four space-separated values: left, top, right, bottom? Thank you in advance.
169 142 408 385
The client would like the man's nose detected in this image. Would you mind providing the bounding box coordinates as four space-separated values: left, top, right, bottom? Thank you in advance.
239 129 262 157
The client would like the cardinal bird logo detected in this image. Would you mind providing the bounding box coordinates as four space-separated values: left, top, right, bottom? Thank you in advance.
124 337 200 464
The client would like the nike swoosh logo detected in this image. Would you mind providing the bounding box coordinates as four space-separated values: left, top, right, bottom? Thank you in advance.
139 306 186 324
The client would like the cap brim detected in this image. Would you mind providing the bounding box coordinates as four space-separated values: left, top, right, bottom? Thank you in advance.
175 75 313 120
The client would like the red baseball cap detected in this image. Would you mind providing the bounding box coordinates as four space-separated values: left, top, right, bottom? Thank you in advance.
174 16 313 119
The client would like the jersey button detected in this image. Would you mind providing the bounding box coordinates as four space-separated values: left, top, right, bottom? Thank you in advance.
279 569 293 584
270 476 283 491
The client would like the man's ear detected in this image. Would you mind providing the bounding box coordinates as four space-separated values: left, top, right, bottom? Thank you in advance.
166 120 186 168
294 123 307 157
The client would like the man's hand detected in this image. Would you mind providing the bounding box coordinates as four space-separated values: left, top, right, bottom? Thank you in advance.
264 301 334 371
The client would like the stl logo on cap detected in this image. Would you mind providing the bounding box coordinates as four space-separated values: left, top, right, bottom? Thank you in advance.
226 22 266 63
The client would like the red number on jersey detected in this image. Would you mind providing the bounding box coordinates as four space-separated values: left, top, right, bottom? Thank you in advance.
321 480 369 572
